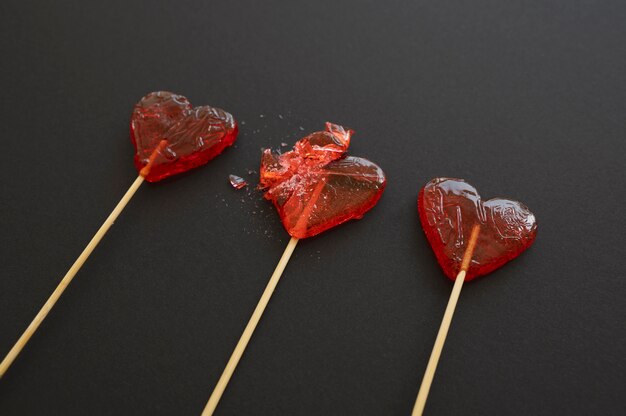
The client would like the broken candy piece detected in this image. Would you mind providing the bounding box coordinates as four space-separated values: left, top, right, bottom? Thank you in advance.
229 174 248 189
260 123 386 239
418 178 537 281
131 91 238 182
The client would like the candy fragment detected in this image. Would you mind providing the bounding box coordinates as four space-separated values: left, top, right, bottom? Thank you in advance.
418 178 537 281
229 174 248 189
131 91 238 182
260 123 386 239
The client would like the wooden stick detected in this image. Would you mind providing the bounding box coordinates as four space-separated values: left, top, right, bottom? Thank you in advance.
0 175 144 378
203 178 326 414
0 140 168 378
202 237 299 416
202 179 326 415
412 224 481 416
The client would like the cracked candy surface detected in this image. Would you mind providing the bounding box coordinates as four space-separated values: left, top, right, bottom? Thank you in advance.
131 91 238 182
418 178 537 281
260 123 386 239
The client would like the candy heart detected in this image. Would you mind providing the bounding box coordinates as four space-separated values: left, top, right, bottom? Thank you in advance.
130 91 238 182
418 178 537 281
260 123 386 239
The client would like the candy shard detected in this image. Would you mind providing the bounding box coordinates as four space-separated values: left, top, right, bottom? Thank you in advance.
131 91 238 182
260 123 385 239
229 174 248 189
418 178 537 281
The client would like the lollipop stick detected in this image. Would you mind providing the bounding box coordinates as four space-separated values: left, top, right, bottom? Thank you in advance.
0 175 144 377
202 181 326 416
203 180 326 415
0 141 167 378
412 224 481 416
202 237 299 416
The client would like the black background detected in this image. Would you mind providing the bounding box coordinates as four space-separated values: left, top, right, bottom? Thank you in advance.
1 1 625 415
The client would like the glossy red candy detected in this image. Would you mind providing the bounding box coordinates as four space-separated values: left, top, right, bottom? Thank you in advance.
131 91 238 182
260 123 386 239
418 178 537 281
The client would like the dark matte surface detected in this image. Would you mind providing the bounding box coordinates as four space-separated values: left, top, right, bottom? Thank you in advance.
1 1 625 415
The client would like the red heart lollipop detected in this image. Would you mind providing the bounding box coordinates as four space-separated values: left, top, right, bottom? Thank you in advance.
131 91 238 182
203 123 386 414
259 122 386 239
413 178 538 415
0 91 238 378
418 177 538 281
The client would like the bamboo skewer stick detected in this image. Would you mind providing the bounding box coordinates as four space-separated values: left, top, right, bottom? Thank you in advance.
202 180 327 415
202 237 299 416
412 224 481 416
0 175 144 378
0 140 168 378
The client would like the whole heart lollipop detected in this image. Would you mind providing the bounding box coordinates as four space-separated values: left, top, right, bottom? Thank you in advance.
0 91 237 377
202 123 386 415
131 91 237 182
412 177 537 415
419 177 537 281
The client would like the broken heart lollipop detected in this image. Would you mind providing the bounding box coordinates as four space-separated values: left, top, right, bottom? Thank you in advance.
260 122 386 238
412 177 537 415
203 123 386 415
0 91 237 378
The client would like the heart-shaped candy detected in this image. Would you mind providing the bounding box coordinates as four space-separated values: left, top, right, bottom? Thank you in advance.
131 91 238 182
260 123 386 239
418 178 537 281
